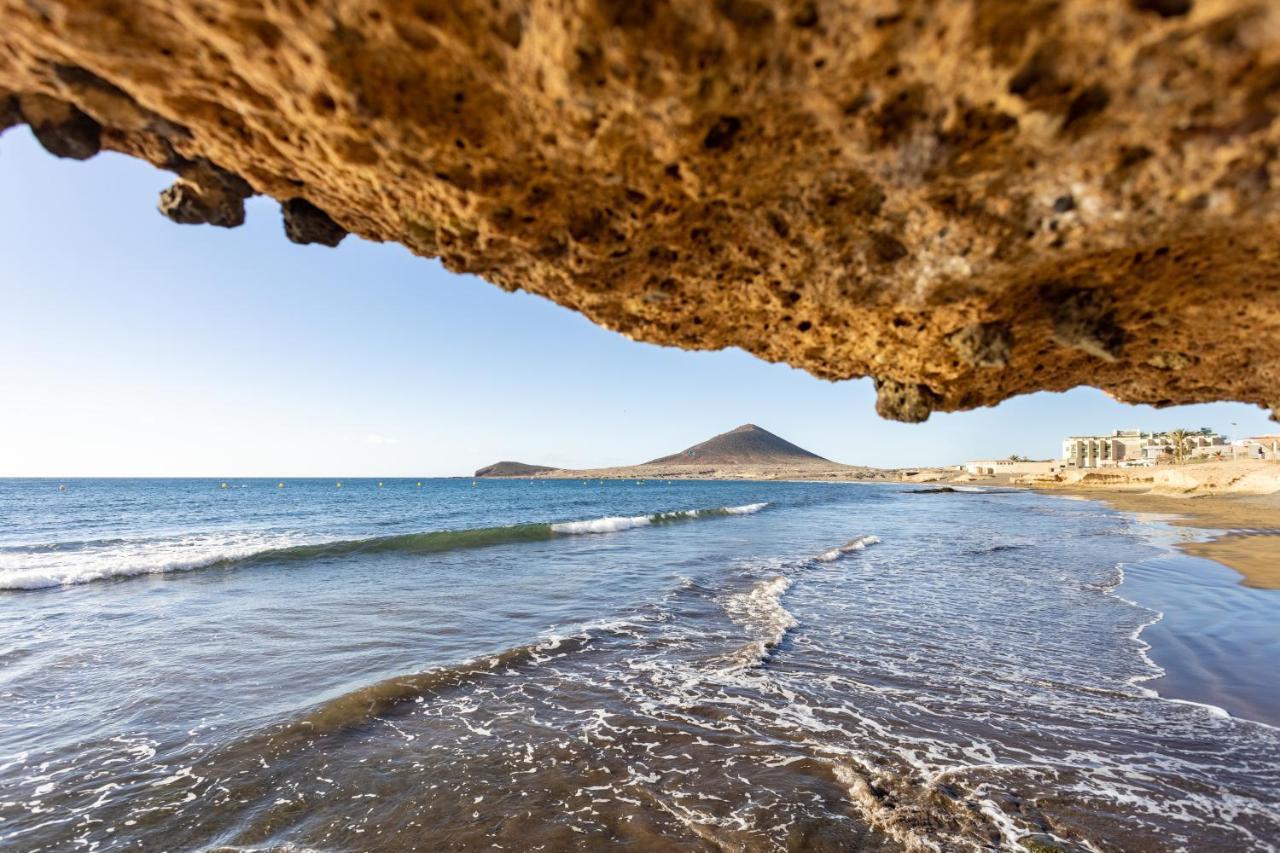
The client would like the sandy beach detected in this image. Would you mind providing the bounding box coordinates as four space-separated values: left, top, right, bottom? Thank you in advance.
1049 491 1280 590
1018 461 1280 590
1095 489 1280 589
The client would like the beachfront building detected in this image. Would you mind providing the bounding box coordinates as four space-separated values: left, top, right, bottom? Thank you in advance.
1062 430 1141 468
1234 435 1280 460
1062 428 1229 468
964 459 1061 476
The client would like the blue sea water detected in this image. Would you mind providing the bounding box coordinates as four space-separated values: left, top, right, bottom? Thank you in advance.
0 478 1276 850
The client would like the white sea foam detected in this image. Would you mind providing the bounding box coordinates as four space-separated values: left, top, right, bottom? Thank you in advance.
720 576 797 670
0 531 314 591
816 534 880 562
550 503 768 535
550 515 654 535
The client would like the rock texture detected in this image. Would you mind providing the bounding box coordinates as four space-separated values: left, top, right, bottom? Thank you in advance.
2 1 1279 420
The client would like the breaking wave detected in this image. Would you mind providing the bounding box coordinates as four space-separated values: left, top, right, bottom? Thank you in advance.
816 534 881 562
720 576 798 670
549 502 767 534
0 503 770 592
720 533 880 670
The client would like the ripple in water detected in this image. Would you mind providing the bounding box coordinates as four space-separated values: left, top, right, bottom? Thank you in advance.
0 478 1276 850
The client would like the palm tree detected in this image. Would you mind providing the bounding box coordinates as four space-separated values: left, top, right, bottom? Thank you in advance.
1168 428 1192 465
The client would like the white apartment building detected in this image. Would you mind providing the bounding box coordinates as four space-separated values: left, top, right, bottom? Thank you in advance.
1062 428 1229 468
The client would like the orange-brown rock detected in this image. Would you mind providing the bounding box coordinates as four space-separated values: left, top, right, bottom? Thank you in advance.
2 1 1279 420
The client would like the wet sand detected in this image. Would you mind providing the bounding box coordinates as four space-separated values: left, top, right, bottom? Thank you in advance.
1016 487 1280 725
1038 489 1280 590
1181 536 1280 590
868 478 1280 726
1121 549 1280 726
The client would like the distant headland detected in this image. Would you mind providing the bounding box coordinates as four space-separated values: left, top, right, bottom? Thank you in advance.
473 461 556 478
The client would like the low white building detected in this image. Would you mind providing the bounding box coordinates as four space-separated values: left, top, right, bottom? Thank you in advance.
1234 435 1280 461
964 459 1061 476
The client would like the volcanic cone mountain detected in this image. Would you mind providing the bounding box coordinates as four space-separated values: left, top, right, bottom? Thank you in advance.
645 424 828 467
473 423 884 480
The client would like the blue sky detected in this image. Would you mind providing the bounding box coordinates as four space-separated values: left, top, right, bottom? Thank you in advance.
1 128 1273 476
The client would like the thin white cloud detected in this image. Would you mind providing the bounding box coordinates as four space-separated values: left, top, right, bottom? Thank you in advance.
364 433 400 446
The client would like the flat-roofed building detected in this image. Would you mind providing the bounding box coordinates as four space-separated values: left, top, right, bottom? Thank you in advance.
964 459 1061 476
1062 428 1228 468
1062 429 1143 468
1235 435 1280 460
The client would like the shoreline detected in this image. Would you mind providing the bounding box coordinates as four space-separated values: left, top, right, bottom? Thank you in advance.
1028 487 1280 590
480 462 1280 589
999 485 1280 727
479 474 1280 727
958 483 1280 727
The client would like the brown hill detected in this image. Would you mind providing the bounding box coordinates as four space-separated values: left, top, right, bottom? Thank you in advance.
644 424 829 467
474 461 555 478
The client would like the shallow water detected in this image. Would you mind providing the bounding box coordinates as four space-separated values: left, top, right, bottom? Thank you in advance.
0 478 1276 850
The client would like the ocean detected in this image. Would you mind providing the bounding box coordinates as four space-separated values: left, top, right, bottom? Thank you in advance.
0 478 1276 850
